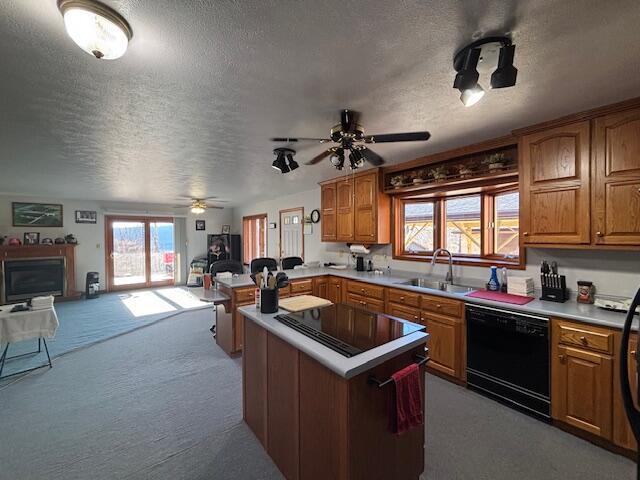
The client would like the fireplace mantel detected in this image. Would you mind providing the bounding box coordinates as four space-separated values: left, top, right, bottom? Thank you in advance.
0 244 79 303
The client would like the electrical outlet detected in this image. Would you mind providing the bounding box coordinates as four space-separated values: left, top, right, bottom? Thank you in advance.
96 243 101 249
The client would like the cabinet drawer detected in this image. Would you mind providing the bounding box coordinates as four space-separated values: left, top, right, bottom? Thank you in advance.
419 294 463 318
279 284 291 298
387 288 420 308
346 280 385 300
557 321 614 354
345 292 385 314
387 302 421 323
235 287 256 304
289 278 313 295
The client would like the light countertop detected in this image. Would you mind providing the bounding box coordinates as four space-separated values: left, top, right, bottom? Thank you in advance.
220 267 637 331
239 305 429 379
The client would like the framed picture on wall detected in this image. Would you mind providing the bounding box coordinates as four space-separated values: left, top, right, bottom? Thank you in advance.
195 220 206 231
12 202 63 227
23 232 40 245
221 224 231 234
75 210 97 224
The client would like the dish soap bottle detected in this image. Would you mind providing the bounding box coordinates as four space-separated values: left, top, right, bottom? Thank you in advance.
487 266 500 292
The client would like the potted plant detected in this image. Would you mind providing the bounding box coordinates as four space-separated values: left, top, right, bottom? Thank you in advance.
412 169 426 184
457 163 474 179
390 175 405 189
431 165 448 182
484 153 507 172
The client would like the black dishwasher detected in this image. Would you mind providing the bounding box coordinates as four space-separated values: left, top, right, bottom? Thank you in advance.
466 304 550 421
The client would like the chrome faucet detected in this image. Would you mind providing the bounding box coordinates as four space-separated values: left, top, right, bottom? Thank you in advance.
431 248 453 284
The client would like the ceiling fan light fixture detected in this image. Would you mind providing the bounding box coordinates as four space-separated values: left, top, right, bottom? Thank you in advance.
460 84 486 107
490 44 518 89
190 206 205 214
349 148 365 170
57 0 132 60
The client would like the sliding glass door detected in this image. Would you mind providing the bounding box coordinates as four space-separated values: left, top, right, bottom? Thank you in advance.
106 216 175 291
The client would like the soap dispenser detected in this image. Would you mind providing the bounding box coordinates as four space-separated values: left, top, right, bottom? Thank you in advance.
487 266 500 292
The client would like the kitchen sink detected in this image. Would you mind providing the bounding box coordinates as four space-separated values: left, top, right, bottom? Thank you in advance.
397 278 476 294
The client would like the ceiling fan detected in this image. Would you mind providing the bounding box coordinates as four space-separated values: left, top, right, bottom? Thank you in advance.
173 197 226 214
271 109 431 170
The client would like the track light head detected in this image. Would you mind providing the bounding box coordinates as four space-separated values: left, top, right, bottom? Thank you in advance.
490 44 517 89
453 47 481 91
272 148 296 173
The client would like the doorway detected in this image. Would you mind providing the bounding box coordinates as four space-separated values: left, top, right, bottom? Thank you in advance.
105 216 175 291
280 207 304 260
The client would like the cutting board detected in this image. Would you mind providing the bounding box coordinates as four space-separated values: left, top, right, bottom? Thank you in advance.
279 295 333 312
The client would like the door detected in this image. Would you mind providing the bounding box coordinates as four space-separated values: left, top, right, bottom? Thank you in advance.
336 178 354 241
593 107 640 245
321 183 337 241
421 310 461 378
280 207 304 260
552 345 613 439
106 216 175 291
354 172 377 242
520 121 591 244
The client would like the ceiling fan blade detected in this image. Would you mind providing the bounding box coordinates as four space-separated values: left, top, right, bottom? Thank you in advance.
207 206 225 210
306 149 333 165
271 137 331 143
361 147 385 166
365 131 431 143
340 109 356 133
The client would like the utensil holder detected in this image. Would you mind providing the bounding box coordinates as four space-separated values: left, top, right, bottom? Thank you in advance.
540 275 568 303
260 288 279 314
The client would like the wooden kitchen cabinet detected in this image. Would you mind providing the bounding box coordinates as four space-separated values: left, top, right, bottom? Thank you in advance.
420 310 463 380
592 107 640 246
551 319 614 440
320 183 337 242
326 276 343 304
335 178 354 242
520 121 591 245
312 276 329 300
289 278 313 296
613 332 638 451
319 169 390 244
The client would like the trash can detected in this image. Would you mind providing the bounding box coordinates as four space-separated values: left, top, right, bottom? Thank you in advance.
86 272 100 299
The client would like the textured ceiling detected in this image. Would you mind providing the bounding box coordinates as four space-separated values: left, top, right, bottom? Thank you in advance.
1 0 640 207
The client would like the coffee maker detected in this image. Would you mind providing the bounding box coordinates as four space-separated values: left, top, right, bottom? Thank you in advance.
355 256 365 271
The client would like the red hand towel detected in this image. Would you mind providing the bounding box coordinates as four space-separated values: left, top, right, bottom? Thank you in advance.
388 363 423 434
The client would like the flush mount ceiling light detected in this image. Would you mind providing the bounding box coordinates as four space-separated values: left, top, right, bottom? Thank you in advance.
57 0 132 59
190 200 206 215
453 36 517 106
272 148 298 174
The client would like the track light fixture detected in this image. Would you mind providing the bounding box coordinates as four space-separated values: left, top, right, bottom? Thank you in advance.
453 36 517 106
272 148 297 174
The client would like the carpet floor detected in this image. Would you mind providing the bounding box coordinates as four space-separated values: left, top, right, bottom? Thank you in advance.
0 308 634 480
0 287 211 378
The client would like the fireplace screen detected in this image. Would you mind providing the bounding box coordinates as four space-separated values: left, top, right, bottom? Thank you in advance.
3 258 65 302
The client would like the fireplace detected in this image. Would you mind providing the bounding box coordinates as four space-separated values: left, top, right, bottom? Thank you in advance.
2 258 65 302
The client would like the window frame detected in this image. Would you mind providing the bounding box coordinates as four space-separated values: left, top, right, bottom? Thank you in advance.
242 213 268 265
393 188 524 269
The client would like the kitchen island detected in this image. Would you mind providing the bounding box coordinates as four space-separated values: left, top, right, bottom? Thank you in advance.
240 303 429 480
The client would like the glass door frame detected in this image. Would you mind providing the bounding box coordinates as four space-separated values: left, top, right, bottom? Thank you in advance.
105 215 175 292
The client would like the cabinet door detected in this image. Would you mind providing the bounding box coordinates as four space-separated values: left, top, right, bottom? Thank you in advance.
552 345 613 439
420 310 462 379
336 179 354 241
614 334 638 450
321 183 337 241
327 277 342 304
313 276 329 300
520 121 591 244
593 108 640 245
354 172 377 243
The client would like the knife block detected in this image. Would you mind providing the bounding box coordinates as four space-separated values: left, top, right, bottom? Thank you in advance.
540 275 568 303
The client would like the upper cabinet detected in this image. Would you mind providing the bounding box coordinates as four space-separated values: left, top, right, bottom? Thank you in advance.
520 121 591 245
320 182 337 242
518 101 640 250
319 169 390 244
592 107 640 245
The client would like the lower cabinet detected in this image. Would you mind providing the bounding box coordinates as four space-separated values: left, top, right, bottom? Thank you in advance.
312 276 329 300
420 310 464 380
551 319 614 440
327 277 343 304
613 332 638 450
345 291 385 314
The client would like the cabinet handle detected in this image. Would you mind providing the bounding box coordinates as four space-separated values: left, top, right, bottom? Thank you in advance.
596 231 603 237
580 336 588 345
523 232 529 236
400 296 405 301
436 304 442 309
632 350 637 358
558 354 566 363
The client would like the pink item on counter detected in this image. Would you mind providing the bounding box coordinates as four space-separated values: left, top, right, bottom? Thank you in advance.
466 290 534 305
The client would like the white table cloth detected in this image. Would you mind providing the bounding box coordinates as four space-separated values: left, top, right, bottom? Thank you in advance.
0 305 59 344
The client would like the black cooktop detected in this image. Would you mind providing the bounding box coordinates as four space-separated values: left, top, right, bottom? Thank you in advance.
275 303 425 357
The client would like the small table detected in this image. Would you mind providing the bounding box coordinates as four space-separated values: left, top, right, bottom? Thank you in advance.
0 304 59 379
